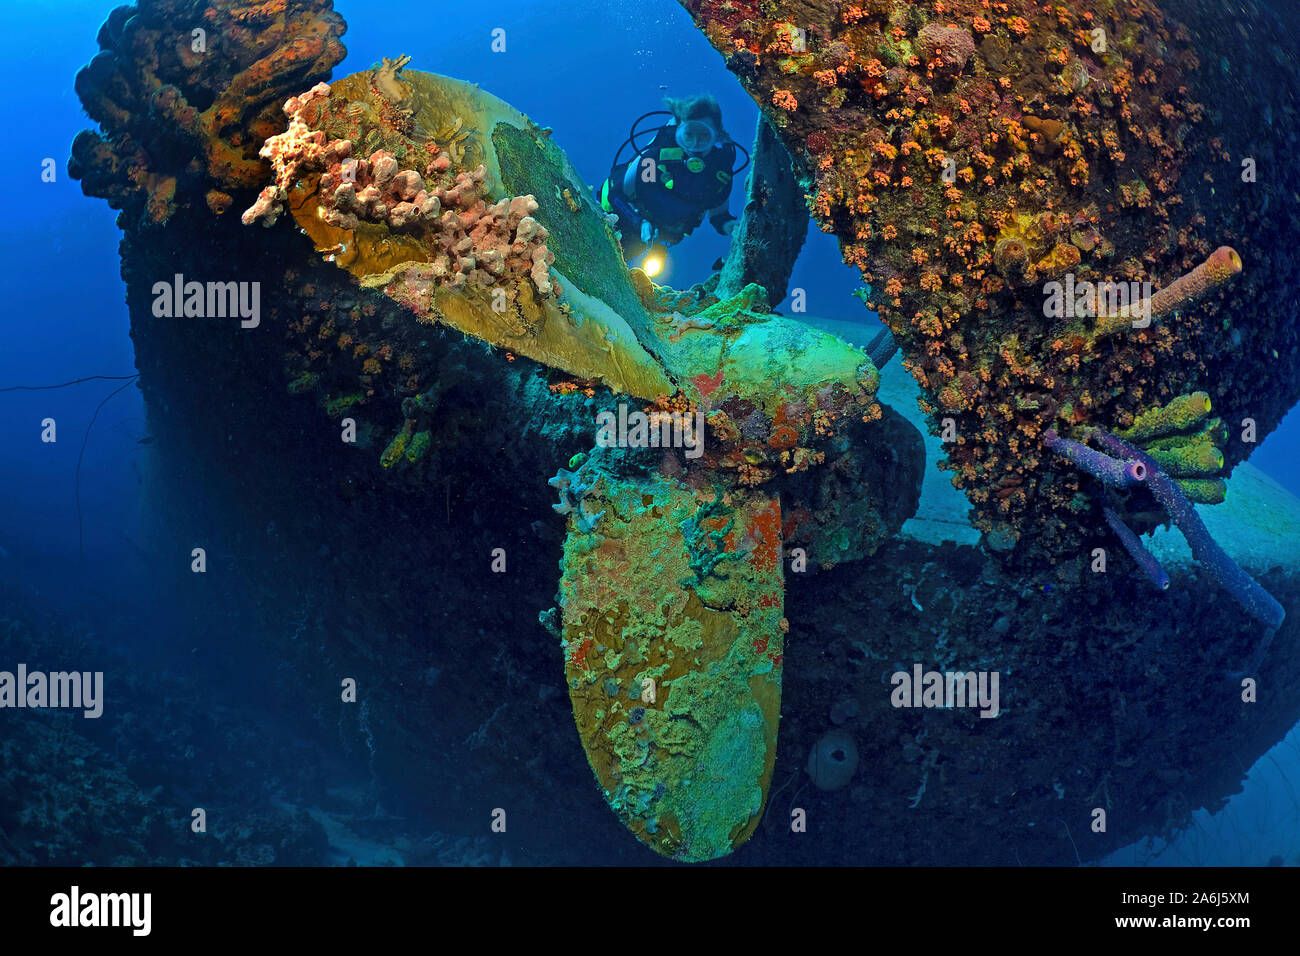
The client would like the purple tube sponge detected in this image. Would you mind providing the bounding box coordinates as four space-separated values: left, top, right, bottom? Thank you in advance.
1043 429 1147 487
1090 429 1285 632
1102 506 1170 591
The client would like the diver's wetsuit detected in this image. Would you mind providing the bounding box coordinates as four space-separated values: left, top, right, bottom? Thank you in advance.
599 123 737 259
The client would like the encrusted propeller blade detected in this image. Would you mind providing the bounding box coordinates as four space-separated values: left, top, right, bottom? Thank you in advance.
556 467 784 861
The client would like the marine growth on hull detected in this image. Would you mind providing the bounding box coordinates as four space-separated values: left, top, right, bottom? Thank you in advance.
60 0 1300 865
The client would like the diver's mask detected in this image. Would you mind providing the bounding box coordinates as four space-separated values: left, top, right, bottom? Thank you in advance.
674 120 717 156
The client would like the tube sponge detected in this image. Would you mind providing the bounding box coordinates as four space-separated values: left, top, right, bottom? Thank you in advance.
1043 429 1146 487
1176 477 1227 505
1149 246 1242 319
806 728 859 791
1091 429 1285 632
1102 506 1170 591
1143 439 1224 478
1116 391 1213 442
1095 247 1242 337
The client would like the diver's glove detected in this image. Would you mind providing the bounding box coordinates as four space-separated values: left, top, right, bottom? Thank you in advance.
710 210 737 236
640 220 655 244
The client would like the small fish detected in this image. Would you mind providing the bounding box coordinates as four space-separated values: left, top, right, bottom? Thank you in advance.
137 436 154 445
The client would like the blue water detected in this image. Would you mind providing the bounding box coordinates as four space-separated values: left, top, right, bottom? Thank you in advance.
1 0 1297 867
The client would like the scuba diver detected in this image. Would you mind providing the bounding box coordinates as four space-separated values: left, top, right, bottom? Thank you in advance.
598 95 750 275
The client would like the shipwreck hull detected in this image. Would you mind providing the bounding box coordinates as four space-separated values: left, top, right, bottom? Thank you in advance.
63 0 1300 863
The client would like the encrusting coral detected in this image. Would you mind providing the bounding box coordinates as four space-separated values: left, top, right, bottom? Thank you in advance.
243 82 558 296
678 0 1300 568
242 83 349 228
548 460 605 537
70 0 346 226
